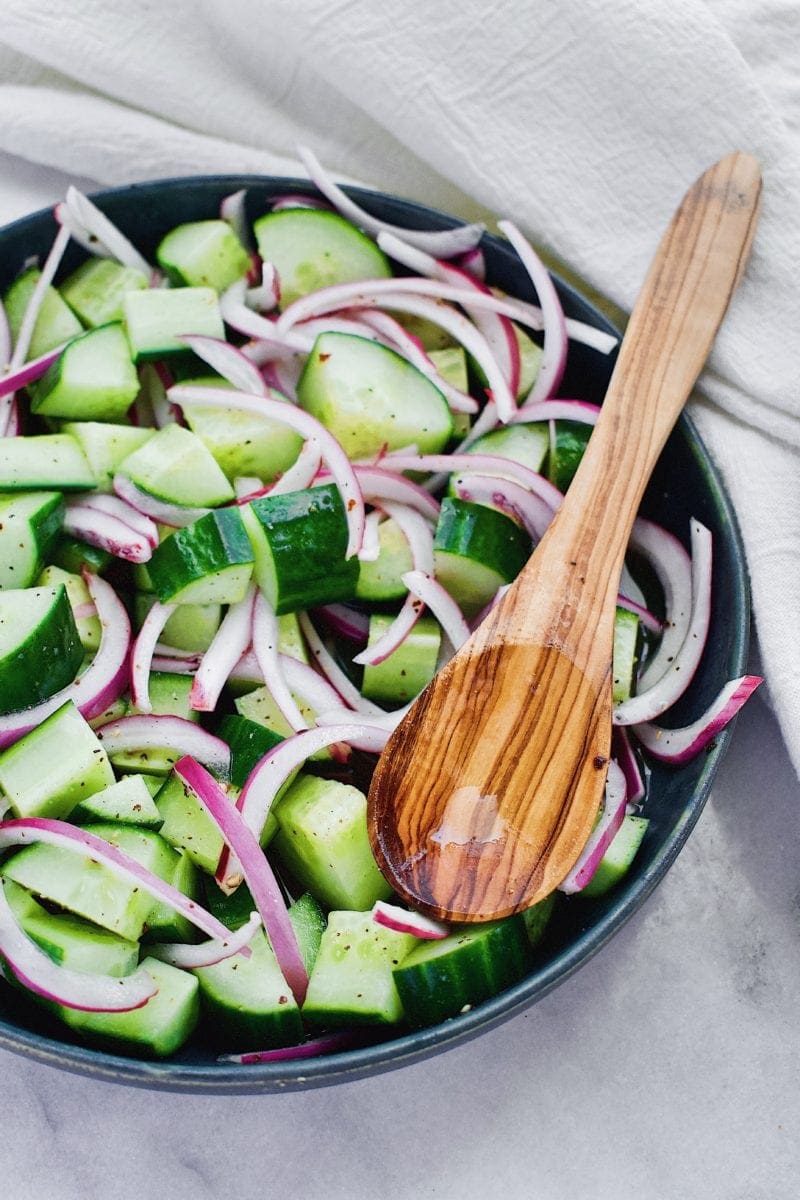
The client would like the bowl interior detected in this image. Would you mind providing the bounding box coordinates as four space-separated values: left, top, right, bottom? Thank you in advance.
0 177 749 1092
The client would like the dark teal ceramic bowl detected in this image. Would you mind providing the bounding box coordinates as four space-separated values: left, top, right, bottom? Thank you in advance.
0 176 749 1092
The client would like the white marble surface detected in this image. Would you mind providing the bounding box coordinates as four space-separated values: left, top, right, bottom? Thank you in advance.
0 153 798 1200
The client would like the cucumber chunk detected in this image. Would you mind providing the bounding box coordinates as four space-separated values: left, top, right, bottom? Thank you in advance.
58 957 200 1059
146 507 254 606
433 498 531 616
613 606 640 704
253 208 392 309
193 929 302 1050
392 914 531 1029
0 491 63 589
288 893 326 976
155 770 228 875
123 286 224 361
3 878 139 977
355 517 414 602
580 815 649 897
549 420 592 491
243 483 358 614
521 893 557 947
303 911 417 1028
234 685 333 760
32 323 140 422
0 584 83 714
116 423 235 507
4 267 83 360
0 434 94 491
37 565 102 651
272 775 392 911
61 421 154 492
71 774 163 829
0 701 115 820
181 379 303 483
60 258 149 328
216 714 283 789
362 613 441 706
298 332 453 459
51 533 112 575
135 591 223 654
156 220 250 292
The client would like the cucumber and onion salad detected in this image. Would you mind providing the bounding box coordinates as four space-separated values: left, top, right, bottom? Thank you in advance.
0 155 760 1064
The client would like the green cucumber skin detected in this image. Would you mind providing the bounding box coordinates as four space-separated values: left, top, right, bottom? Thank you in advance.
434 498 532 581
253 208 392 309
245 483 359 615
51 533 112 575
393 915 531 1030
0 584 83 714
216 714 283 789
0 435 95 492
549 421 592 491
146 507 254 605
0 491 64 589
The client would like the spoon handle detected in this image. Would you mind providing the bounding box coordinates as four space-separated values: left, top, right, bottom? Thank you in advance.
490 151 761 674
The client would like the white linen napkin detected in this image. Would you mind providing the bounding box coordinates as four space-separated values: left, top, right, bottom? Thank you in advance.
0 0 798 773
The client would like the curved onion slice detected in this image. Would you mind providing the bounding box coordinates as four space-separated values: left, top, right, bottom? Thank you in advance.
63 503 153 564
218 1031 358 1065
401 570 471 651
0 879 158 1013
298 612 384 717
177 335 267 395
253 592 307 732
498 220 567 404
615 520 712 726
267 439 322 498
0 817 232 941
297 145 484 257
382 452 562 512
371 900 448 940
190 585 256 713
78 494 159 548
95 715 231 775
8 225 71 370
131 600 177 712
220 188 252 250
612 727 646 807
150 911 261 970
312 603 370 643
167 385 365 558
559 761 627 894
508 399 601 427
314 703 412 734
0 573 130 749
616 594 663 636
633 676 762 765
174 756 308 1004
65 187 152 276
628 517 693 691
151 652 202 675
451 473 552 541
113 473 210 528
0 344 65 399
343 465 440 521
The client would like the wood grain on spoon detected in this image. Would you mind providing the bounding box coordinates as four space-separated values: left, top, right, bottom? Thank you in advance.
367 151 762 922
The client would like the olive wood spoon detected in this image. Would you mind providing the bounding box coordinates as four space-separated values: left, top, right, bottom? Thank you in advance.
367 150 761 922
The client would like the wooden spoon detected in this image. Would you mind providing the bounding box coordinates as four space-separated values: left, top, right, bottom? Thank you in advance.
367 150 761 922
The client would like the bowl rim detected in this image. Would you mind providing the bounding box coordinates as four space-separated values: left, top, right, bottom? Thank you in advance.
0 173 750 1093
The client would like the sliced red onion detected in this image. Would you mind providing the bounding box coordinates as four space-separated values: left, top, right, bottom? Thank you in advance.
168 385 365 558
508 399 601 427
0 878 157 1013
558 761 627 894
78 493 159 548
0 343 65 400
632 676 762 765
312 604 370 643
177 335 267 395
139 361 177 430
55 199 113 258
616 594 663 636
174 757 308 1003
154 642 205 661
65 187 152 276
451 473 552 541
246 261 281 312
113 472 210 528
0 817 232 941
234 475 264 499
95 715 231 775
456 246 486 282
612 727 646 807
63 502 153 564
297 612 385 717
343 465 440 522
8 225 72 370
377 231 520 398
381 452 562 512
630 518 693 692
271 192 334 213
615 521 712 726
191 585 256 712
297 145 484 257
267 439 322 498
150 910 261 970
0 573 130 748
498 221 567 405
402 570 471 651
151 653 201 676
314 703 412 734
220 188 252 250
219 284 306 355
253 592 307 732
454 398 501 453
360 510 382 563
281 654 346 716
218 1031 358 1064
236 724 390 854
371 900 448 940
131 600 177 713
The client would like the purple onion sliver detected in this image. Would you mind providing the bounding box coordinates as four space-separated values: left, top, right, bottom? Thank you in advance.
612 727 646 806
150 911 261 970
218 1031 358 1064
177 335 266 396
498 220 567 405
95 715 231 775
559 761 627 894
190 585 256 713
0 345 64 399
131 600 177 713
632 676 762 765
